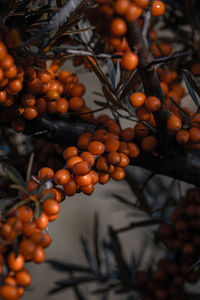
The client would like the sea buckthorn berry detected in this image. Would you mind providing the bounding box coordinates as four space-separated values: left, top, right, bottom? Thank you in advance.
56 97 69 114
3 94 14 107
135 122 149 136
4 64 17 79
96 157 109 172
105 137 120 152
1 54 14 70
151 0 165 17
48 80 60 92
0 285 19 300
63 179 77 196
107 151 121 165
47 100 57 114
119 141 129 155
78 106 94 121
23 106 38 120
4 277 17 287
75 174 92 186
48 213 59 222
73 161 91 175
189 127 200 143
107 122 121 135
0 67 4 81
58 70 73 83
34 212 49 230
21 93 36 107
99 172 110 184
70 83 86 97
81 183 94 195
69 97 85 112
129 92 146 108
22 222 37 237
0 41 7 60
25 66 36 82
19 239 36 261
114 0 130 15
7 252 24 272
0 90 7 104
33 246 45 263
141 135 157 152
42 199 60 216
133 0 150 8
96 114 109 125
136 106 150 121
171 84 185 98
160 81 169 95
63 146 79 160
36 97 47 114
37 69 51 83
120 51 138 71
125 4 142 22
110 17 127 36
118 153 130 168
191 113 200 128
7 79 22 95
121 127 135 142
88 141 105 155
167 115 182 132
77 132 92 150
80 152 95 167
176 130 190 144
90 170 99 185
145 96 161 112
167 90 181 104
15 269 32 287
45 90 59 101
27 78 43 95
17 205 33 223
66 156 83 169
38 167 54 181
111 166 126 181
1 223 16 241
54 169 71 185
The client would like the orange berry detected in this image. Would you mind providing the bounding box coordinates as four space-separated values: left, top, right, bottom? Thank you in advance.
107 151 121 165
75 174 92 186
111 166 126 180
110 17 127 36
36 98 47 114
176 130 190 144
78 106 94 121
121 127 135 142
133 0 150 8
99 172 110 184
167 115 182 132
47 100 57 114
1 223 16 241
141 135 157 152
0 42 7 60
114 0 130 15
45 90 59 101
105 136 120 152
136 106 150 121
92 129 108 142
96 157 109 172
70 83 86 97
56 98 69 114
17 205 33 223
7 79 22 95
118 153 130 168
42 199 60 216
34 212 49 230
0 67 4 81
0 285 19 300
15 269 32 286
167 90 181 104
4 65 17 79
72 161 91 175
25 66 36 82
7 252 24 272
80 182 94 195
77 132 92 150
160 81 169 95
58 70 73 83
129 92 146 107
119 141 129 155
171 84 185 98
21 93 36 107
135 122 149 136
63 146 78 160
120 51 138 71
27 78 43 95
90 170 99 185
69 97 85 112
88 141 105 155
37 69 51 83
23 106 38 120
54 169 71 185
107 122 121 135
19 239 36 261
63 179 77 196
33 246 45 263
189 127 200 143
151 0 165 17
38 167 54 181
80 151 95 167
128 142 140 157
0 90 7 104
145 96 161 112
4 277 16 287
66 156 83 169
22 222 37 237
1 54 14 70
124 4 142 22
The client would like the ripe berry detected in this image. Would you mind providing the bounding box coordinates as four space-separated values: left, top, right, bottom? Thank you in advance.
129 92 146 107
56 98 69 114
120 51 139 71
0 285 19 300
34 212 49 230
75 174 92 186
54 169 71 185
167 115 182 132
133 0 150 8
69 97 85 112
111 166 126 180
19 239 36 261
17 205 33 223
141 136 157 152
15 269 32 287
77 132 92 150
125 4 142 22
110 18 127 36
33 246 45 263
23 106 38 120
81 183 94 195
80 152 95 167
66 156 83 169
145 96 161 112
88 141 105 155
151 0 165 17
0 41 7 60
63 179 77 196
72 161 91 175
38 167 54 181
90 170 99 185
114 0 130 15
70 83 86 97
105 137 120 152
1 54 14 70
63 146 79 160
176 130 189 144
7 252 24 272
189 127 200 144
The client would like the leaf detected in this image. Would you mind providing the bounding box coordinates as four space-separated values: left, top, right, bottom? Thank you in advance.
120 70 140 100
182 72 199 107
46 259 93 273
111 194 141 210
81 237 95 270
182 69 200 98
168 96 190 119
93 213 101 271
102 84 119 106
3 164 27 191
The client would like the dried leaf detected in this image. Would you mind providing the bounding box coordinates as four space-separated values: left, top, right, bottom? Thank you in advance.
3 164 27 191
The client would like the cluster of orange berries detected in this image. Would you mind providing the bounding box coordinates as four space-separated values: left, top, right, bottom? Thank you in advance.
0 40 23 107
135 255 197 300
159 188 200 269
0 179 65 300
